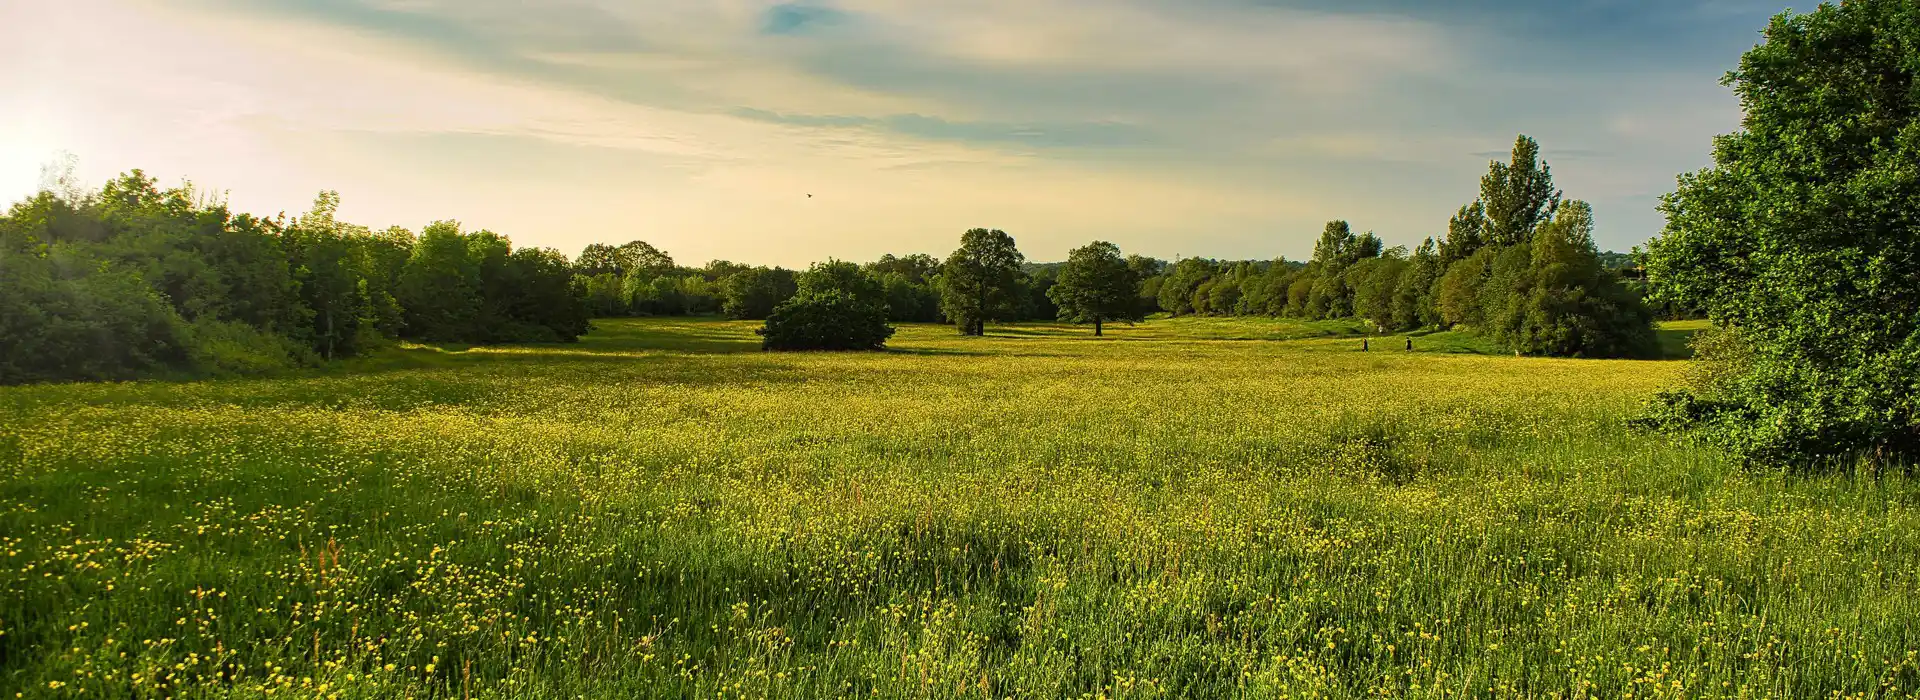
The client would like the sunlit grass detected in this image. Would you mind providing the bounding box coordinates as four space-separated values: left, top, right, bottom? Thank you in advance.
2 316 1914 698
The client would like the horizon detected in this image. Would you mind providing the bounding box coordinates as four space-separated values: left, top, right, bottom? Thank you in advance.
1 0 1808 267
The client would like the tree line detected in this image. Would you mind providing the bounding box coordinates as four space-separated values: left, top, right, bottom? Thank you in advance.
2 135 1655 382
1129 136 1657 358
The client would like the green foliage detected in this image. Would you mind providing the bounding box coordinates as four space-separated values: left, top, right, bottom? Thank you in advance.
1304 221 1384 319
1433 202 1656 358
1047 241 1144 335
718 266 799 320
1479 135 1563 248
0 244 190 383
939 228 1025 335
1642 0 1920 467
397 220 483 342
757 288 895 351
797 258 884 305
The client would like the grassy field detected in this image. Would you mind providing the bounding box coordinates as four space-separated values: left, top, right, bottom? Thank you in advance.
3 316 1918 698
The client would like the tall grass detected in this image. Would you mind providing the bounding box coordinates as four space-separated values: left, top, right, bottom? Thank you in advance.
2 317 1916 698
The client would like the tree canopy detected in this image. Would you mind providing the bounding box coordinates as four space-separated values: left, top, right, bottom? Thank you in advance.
1048 241 1144 336
939 229 1025 336
1642 0 1920 467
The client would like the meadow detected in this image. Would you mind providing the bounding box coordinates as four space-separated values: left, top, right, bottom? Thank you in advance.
3 316 1918 698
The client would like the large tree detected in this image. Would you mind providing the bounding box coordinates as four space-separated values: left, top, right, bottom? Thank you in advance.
938 228 1024 336
1047 241 1143 336
1642 1 1920 466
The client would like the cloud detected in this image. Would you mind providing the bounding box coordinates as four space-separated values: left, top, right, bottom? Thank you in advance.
732 108 1159 150
761 3 847 35
9 0 1816 263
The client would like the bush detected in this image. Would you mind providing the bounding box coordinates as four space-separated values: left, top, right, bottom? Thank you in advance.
757 290 894 351
181 318 318 377
0 247 191 384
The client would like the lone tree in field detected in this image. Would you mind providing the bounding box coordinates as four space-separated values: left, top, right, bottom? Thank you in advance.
1641 0 1920 467
939 228 1024 336
1048 241 1143 336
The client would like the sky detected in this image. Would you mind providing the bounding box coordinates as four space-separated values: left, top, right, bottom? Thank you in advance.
0 0 1807 266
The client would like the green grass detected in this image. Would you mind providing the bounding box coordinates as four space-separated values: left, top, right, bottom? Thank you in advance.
3 316 1917 698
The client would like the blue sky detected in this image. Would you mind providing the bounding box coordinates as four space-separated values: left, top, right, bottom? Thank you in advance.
0 0 1806 265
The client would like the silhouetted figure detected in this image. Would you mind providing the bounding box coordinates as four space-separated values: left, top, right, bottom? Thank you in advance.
1363 339 1369 352
1406 337 1412 351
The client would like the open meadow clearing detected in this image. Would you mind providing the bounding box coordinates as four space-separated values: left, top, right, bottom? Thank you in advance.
3 317 1919 698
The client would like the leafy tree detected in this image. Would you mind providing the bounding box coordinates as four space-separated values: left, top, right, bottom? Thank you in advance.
701 260 753 281
1305 222 1382 319
1156 258 1217 316
1505 201 1655 358
0 243 189 383
397 220 483 342
865 253 941 282
877 272 942 323
798 259 885 305
581 273 627 316
575 243 624 276
1642 0 1920 466
1129 254 1167 313
1393 239 1442 330
1351 256 1408 331
1021 268 1059 322
1480 135 1562 247
1047 241 1143 336
1435 247 1497 328
720 267 799 320
939 228 1024 336
616 241 675 277
1439 202 1489 265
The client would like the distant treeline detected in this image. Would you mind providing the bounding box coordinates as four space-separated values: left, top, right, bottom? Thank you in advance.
1 135 1660 384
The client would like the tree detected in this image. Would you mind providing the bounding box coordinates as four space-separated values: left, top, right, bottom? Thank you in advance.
1047 241 1143 336
797 259 884 305
1480 135 1562 247
1505 201 1655 358
1435 247 1497 328
575 243 623 276
1305 221 1382 319
1156 258 1216 316
938 228 1024 336
397 220 482 342
865 253 940 282
1351 256 1408 331
1439 202 1488 265
615 241 675 277
1127 255 1166 314
720 267 799 320
1641 0 1920 467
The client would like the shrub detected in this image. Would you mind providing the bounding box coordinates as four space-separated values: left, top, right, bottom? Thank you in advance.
757 290 895 351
